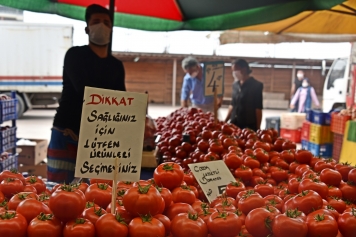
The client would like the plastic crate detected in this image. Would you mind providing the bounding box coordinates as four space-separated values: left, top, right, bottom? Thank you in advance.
0 153 18 172
301 121 311 141
332 133 343 163
306 109 314 123
312 110 331 125
331 112 351 135
0 127 17 152
265 117 280 135
309 124 333 144
280 113 306 130
308 142 333 158
0 98 17 124
301 140 309 150
280 128 302 143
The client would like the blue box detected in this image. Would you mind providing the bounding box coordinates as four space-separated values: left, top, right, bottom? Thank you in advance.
0 99 17 124
308 142 333 158
312 110 331 125
0 127 17 152
306 109 313 123
0 153 18 172
301 140 309 150
265 117 280 135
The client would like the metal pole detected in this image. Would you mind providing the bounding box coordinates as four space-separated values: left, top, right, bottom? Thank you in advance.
172 59 177 106
108 0 115 55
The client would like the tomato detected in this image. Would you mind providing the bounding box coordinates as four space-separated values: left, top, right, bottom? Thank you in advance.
327 197 346 213
249 175 264 187
107 200 133 224
25 176 46 194
164 202 195 220
337 208 356 237
72 182 89 194
85 183 112 209
0 211 27 237
90 178 113 186
272 213 308 237
117 181 134 189
348 168 356 183
282 140 296 150
280 150 295 164
335 163 353 182
253 141 271 152
170 213 207 237
234 165 252 182
85 201 100 209
225 181 246 198
264 195 284 212
206 211 241 237
324 205 340 220
254 183 274 197
8 192 39 210
298 178 328 199
128 215 165 237
254 150 269 163
27 213 62 237
271 168 288 183
238 191 265 215
49 184 86 223
289 161 299 174
0 169 26 185
213 198 237 212
294 150 313 164
244 156 260 169
288 177 301 194
154 162 184 190
123 184 163 217
245 207 274 237
306 213 338 237
273 139 284 152
63 218 95 237
192 201 209 213
154 214 171 237
0 192 4 204
82 206 106 225
171 185 196 205
320 168 342 187
23 184 37 193
0 178 24 199
223 153 243 170
16 198 51 223
295 164 311 177
314 160 334 173
339 182 356 202
291 190 323 215
95 213 128 237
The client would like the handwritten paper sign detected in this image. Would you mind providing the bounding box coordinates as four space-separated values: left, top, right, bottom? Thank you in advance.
74 86 148 181
188 160 235 203
203 61 225 97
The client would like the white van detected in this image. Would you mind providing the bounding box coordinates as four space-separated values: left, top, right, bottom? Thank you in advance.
322 57 351 112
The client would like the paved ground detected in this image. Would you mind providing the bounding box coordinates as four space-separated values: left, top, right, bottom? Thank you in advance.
3 105 287 142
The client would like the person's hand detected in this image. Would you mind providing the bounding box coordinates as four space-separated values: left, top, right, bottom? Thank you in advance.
290 104 295 109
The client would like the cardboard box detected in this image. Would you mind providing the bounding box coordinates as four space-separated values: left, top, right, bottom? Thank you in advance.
17 139 48 165
18 161 47 178
141 150 158 168
280 113 306 130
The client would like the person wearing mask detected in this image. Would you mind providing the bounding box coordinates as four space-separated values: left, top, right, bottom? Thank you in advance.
47 4 126 183
180 57 222 112
290 79 320 113
291 70 309 97
224 59 263 131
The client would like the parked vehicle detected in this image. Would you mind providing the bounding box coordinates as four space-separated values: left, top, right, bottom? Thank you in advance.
0 21 73 117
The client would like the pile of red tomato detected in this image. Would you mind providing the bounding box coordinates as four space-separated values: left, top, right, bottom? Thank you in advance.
0 107 355 237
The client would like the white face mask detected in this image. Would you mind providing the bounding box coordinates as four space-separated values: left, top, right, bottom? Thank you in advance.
189 71 199 78
297 73 304 79
302 82 309 87
232 71 242 81
88 23 111 46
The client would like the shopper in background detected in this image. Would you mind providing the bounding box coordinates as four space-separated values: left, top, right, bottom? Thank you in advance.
290 78 320 113
290 70 309 112
47 4 126 183
224 59 263 131
180 57 222 112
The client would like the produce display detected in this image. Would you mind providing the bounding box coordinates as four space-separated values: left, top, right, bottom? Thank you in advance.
0 107 355 237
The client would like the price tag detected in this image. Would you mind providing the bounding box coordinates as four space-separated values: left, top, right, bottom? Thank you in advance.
203 61 225 97
74 86 148 182
188 160 235 203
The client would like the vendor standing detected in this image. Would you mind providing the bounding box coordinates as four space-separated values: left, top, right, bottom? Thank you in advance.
224 59 263 131
180 57 222 112
47 4 126 183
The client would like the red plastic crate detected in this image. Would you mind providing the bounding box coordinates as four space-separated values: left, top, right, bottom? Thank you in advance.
332 133 344 163
280 128 302 143
301 121 310 141
331 112 351 135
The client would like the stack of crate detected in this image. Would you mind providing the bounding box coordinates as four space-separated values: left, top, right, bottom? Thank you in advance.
301 110 333 158
280 113 306 143
330 112 351 162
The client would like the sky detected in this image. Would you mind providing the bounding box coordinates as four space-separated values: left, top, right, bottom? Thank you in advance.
23 11 352 60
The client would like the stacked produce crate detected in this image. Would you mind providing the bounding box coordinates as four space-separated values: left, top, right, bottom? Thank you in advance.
330 111 352 162
0 92 18 172
301 110 333 158
265 116 280 136
280 113 306 143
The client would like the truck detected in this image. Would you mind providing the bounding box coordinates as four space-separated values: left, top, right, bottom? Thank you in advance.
322 43 356 112
0 21 73 117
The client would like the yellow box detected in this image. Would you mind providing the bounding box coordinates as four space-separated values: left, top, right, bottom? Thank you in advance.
309 124 333 144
